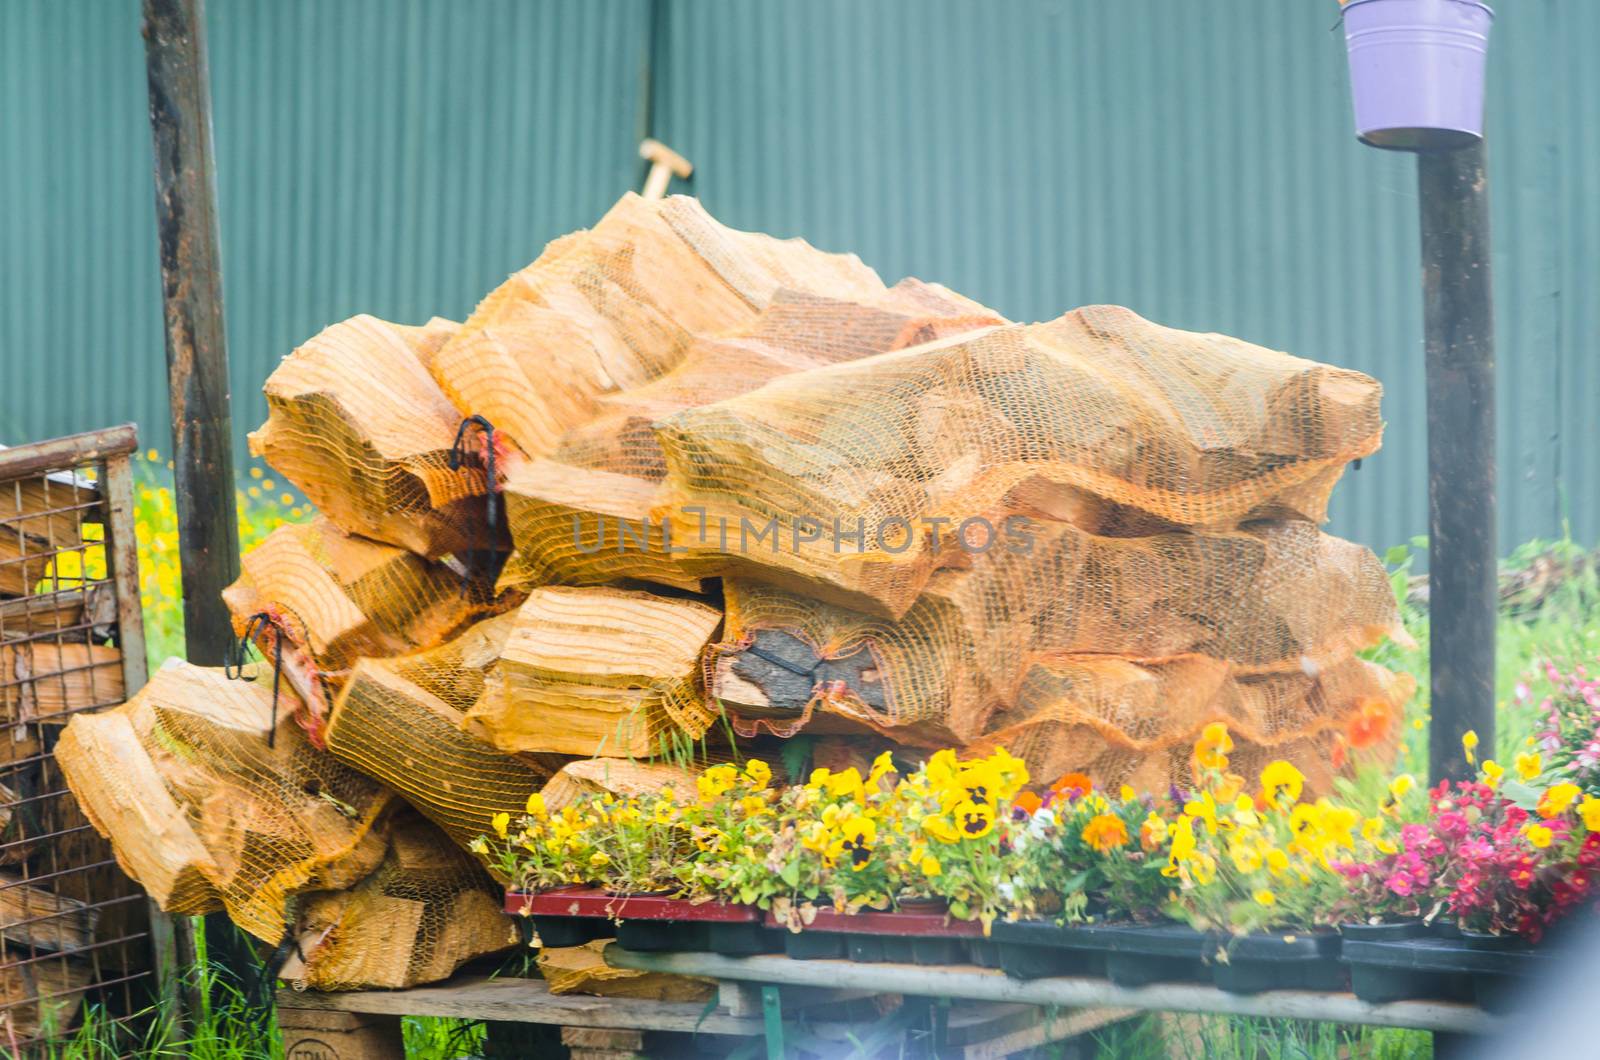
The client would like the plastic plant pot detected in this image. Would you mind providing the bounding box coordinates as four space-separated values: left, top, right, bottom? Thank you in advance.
847 935 887 963
531 915 609 948
783 931 847 960
1342 936 1530 1004
1342 0 1494 151
1212 932 1345 995
968 939 1004 969
989 920 1108 981
909 937 967 966
615 919 707 953
1081 924 1212 987
705 921 781 957
1339 919 1425 942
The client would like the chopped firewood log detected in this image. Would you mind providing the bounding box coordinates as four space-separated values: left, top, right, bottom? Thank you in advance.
0 642 122 728
395 316 461 374
223 516 500 680
54 660 393 943
249 314 499 558
495 283 1003 599
277 814 514 992
0 956 90 1041
705 520 1403 746
656 305 1384 618
538 758 696 814
969 655 1411 796
0 469 99 598
429 193 887 463
0 592 88 640
537 939 714 1002
0 874 97 955
327 649 554 876
466 587 722 755
495 462 705 596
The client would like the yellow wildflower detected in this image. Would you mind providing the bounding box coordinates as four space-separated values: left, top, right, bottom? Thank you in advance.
526 792 548 817
1261 761 1305 806
921 814 961 845
1253 888 1277 908
1524 823 1553 849
1481 761 1504 790
1538 782 1582 820
1515 752 1542 782
744 759 772 790
491 812 511 839
1580 795 1600 833
953 799 995 839
1139 813 1168 851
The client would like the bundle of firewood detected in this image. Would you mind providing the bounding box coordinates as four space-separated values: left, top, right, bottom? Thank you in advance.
58 193 1410 989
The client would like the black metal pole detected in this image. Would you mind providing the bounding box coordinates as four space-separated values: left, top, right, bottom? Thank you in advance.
1419 140 1497 790
142 0 264 1029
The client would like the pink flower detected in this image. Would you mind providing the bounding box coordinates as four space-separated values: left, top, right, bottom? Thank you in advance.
1384 874 1415 897
1435 811 1470 840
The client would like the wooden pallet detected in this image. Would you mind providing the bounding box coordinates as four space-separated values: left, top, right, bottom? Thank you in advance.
276 972 1130 1058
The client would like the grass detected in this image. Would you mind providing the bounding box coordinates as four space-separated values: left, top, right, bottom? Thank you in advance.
100 465 1600 1057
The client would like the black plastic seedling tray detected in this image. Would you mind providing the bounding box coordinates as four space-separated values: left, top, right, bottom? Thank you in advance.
614 919 709 953
1342 935 1544 1006
990 921 1200 985
531 914 610 948
1212 932 1344 994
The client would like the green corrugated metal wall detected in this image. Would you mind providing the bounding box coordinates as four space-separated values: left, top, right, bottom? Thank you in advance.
3 0 1594 556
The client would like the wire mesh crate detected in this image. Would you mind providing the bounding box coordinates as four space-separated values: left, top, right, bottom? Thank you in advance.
0 425 166 1050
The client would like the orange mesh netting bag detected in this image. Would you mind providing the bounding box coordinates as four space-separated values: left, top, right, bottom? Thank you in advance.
54 660 393 943
278 813 515 991
656 305 1384 618
968 654 1412 796
222 516 505 742
706 520 1403 746
426 193 889 464
249 313 497 558
494 281 1003 596
463 586 722 756
325 613 557 873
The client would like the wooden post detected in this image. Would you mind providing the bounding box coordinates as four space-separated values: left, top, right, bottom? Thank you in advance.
141 0 259 1028
1418 141 1496 788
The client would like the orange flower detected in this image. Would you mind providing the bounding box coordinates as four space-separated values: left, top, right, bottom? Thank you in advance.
1346 697 1395 751
1193 722 1233 772
1013 791 1043 817
1081 814 1130 853
1051 772 1093 800
1330 735 1349 772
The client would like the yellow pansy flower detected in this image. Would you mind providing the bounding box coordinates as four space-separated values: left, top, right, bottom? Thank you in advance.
1537 782 1582 819
1515 752 1542 782
1260 761 1305 806
1580 795 1600 833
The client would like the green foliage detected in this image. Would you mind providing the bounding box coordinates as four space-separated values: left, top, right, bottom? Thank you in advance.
132 454 307 671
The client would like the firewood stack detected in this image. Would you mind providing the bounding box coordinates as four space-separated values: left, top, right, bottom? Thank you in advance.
58 193 1411 990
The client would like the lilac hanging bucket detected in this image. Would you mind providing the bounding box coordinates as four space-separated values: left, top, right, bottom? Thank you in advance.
1343 0 1493 151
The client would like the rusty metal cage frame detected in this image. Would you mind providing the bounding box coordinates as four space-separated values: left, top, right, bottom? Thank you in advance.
0 425 173 1052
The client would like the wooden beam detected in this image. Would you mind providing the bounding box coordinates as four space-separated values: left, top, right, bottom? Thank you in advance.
142 0 241 668
1419 141 1497 785
141 0 249 1026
